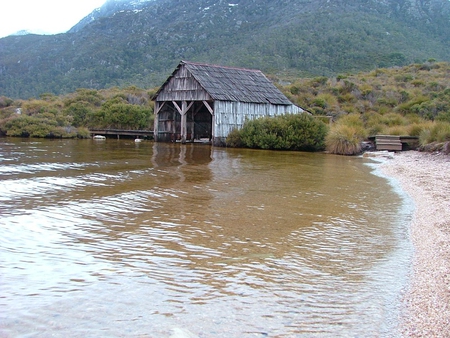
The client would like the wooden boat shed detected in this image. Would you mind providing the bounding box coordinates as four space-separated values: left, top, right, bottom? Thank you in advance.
152 60 305 146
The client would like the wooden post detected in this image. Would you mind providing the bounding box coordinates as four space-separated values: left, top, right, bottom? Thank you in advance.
172 106 176 142
172 101 194 143
211 113 215 141
203 101 214 141
181 100 187 144
191 109 195 141
153 101 159 141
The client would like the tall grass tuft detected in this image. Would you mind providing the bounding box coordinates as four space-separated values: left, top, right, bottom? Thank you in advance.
326 114 367 155
419 122 450 146
325 124 363 155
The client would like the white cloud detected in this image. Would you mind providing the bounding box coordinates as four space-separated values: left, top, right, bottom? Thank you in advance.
0 0 106 38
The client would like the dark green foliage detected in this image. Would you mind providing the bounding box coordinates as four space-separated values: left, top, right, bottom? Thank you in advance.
64 102 93 127
226 114 328 152
89 96 153 129
64 89 103 107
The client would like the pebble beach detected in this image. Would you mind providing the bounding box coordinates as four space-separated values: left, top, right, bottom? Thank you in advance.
379 151 450 337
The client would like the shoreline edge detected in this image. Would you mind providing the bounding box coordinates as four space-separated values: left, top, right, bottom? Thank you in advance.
379 151 450 337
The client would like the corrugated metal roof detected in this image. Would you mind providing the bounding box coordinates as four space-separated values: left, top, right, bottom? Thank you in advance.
155 60 294 105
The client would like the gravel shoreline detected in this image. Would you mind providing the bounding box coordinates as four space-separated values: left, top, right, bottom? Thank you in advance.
379 151 450 337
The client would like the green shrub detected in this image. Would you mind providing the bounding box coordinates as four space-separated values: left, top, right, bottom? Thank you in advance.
312 97 327 109
226 113 328 151
290 86 300 95
64 102 93 127
226 128 243 148
4 115 86 138
436 111 450 123
96 97 153 129
76 127 92 139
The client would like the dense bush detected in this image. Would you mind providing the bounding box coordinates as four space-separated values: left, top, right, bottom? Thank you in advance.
226 113 328 151
4 115 80 138
91 96 153 130
0 87 155 138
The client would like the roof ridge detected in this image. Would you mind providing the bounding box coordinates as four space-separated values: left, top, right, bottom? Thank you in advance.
181 60 263 73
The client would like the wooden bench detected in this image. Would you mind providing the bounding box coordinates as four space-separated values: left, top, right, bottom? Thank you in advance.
375 135 403 151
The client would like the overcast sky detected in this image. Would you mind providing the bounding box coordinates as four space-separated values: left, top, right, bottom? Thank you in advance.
0 0 106 38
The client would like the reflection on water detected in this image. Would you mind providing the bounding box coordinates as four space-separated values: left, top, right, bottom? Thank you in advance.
0 138 411 337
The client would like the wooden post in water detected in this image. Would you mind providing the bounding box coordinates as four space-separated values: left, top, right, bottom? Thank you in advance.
181 100 187 144
153 101 160 142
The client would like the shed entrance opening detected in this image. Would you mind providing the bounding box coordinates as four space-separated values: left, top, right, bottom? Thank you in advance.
154 100 213 143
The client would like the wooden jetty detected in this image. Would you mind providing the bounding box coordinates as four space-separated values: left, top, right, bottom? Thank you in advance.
89 129 154 139
374 135 419 151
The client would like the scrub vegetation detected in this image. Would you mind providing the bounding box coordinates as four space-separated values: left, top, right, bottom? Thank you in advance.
1 62 449 155
280 60 450 154
0 87 155 138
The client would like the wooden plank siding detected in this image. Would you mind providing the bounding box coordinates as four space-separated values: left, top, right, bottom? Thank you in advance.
155 66 212 102
375 135 403 151
213 101 303 144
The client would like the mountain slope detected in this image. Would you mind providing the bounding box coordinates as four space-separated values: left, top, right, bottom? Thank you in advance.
69 0 155 33
0 0 449 99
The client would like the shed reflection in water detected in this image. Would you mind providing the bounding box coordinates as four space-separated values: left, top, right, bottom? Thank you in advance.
0 139 411 337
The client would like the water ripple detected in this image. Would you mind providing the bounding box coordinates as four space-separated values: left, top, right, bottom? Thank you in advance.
0 140 412 337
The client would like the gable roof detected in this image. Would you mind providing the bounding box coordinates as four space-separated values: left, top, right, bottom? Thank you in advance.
154 60 293 105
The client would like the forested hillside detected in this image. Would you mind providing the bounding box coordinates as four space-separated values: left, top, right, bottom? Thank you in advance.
0 0 449 99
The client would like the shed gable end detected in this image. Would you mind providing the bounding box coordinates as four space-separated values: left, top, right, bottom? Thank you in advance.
155 64 211 102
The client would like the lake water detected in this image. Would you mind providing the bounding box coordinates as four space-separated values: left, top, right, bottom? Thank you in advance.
0 138 412 337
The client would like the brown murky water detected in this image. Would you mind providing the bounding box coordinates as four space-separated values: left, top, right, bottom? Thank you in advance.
0 138 412 337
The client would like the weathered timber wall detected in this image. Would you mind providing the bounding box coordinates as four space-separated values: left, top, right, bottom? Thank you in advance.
156 65 212 102
213 101 304 139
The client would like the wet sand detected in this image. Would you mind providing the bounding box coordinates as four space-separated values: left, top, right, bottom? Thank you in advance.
379 151 450 337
